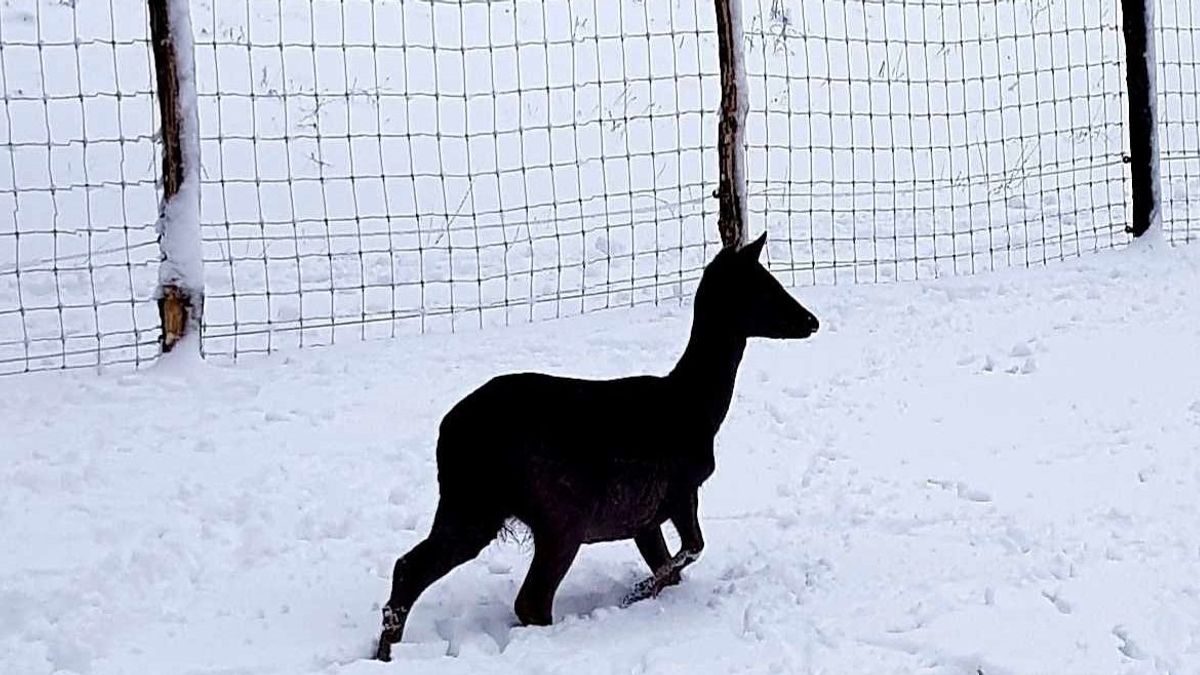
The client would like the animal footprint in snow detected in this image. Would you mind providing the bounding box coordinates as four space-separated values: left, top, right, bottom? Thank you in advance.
1112 626 1147 660
976 339 1039 375
1041 589 1072 614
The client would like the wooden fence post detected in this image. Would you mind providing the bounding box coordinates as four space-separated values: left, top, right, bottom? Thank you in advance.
149 0 204 354
714 0 748 249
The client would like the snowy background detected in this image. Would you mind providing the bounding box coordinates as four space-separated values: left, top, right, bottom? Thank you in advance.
2 0 1199 375
3 1 1200 673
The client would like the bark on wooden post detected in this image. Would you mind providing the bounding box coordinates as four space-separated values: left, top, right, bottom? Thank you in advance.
1121 0 1161 238
714 0 748 249
149 0 204 354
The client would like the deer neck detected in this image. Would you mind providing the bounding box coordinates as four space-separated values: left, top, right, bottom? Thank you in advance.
668 324 747 434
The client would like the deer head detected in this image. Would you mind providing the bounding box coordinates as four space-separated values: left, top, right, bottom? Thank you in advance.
693 232 819 340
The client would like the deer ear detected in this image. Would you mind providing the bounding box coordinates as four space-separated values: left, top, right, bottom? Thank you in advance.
739 232 767 261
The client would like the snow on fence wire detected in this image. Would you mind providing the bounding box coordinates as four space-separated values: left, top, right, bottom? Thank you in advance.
0 0 1188 375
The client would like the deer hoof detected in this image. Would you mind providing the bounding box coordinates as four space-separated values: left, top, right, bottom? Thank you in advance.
514 599 553 626
374 605 408 661
374 640 393 662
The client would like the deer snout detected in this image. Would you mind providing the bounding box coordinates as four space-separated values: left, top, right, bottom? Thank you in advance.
796 312 819 338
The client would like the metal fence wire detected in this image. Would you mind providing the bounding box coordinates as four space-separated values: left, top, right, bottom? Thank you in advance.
1160 0 1200 244
0 0 161 374
0 0 1194 375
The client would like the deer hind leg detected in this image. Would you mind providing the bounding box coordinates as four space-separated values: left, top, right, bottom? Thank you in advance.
375 501 504 661
513 531 582 626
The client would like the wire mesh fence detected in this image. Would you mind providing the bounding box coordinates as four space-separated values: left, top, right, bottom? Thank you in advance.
744 0 1131 286
194 0 720 358
194 0 1133 360
0 0 1192 375
0 0 161 374
1160 0 1200 244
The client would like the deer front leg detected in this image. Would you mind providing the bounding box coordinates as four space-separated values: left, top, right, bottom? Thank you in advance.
634 526 682 587
671 491 705 560
621 492 703 607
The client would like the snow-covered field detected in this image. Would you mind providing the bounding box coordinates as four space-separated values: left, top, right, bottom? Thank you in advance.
3 240 1199 674
6 0 1200 375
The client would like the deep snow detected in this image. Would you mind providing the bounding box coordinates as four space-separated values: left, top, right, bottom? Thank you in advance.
3 242 1200 674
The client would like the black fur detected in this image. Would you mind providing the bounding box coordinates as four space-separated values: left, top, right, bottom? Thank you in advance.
374 233 818 661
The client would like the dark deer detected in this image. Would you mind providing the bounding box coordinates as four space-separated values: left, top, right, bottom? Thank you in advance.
374 233 818 661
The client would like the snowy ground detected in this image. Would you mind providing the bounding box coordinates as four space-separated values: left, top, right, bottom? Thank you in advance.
3 240 1199 674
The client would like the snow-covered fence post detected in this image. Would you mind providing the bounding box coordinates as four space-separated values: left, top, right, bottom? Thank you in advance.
1121 0 1161 238
149 0 203 354
714 0 748 249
